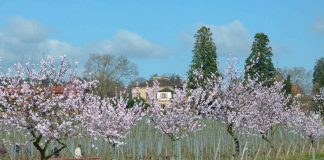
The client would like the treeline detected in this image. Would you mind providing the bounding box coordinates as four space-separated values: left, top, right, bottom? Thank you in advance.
186 26 324 114
80 26 323 113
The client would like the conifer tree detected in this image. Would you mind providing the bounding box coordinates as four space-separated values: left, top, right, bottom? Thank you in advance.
244 33 276 86
187 26 220 88
313 57 324 94
283 75 292 95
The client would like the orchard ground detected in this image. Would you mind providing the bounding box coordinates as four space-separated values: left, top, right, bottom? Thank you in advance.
1 120 323 160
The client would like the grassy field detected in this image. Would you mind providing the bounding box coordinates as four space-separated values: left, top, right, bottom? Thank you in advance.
1 120 323 160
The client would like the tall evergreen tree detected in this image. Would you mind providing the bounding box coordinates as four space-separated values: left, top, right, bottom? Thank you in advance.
283 75 292 95
187 26 220 88
312 57 324 94
244 33 276 86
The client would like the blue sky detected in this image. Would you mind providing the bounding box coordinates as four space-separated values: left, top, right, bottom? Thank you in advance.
0 0 323 79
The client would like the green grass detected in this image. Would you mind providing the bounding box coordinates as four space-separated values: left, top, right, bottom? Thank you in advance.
303 152 324 159
277 152 324 160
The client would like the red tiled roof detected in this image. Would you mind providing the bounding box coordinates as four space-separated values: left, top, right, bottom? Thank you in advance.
291 84 303 95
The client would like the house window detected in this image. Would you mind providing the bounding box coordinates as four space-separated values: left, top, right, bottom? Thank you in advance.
161 93 167 99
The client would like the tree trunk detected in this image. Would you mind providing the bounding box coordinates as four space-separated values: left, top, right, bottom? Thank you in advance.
32 134 46 160
311 138 315 160
31 132 66 160
227 123 240 160
111 143 117 160
33 140 47 160
261 134 275 160
40 151 47 160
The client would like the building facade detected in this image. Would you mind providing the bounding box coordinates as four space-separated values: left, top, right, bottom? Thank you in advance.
131 77 181 105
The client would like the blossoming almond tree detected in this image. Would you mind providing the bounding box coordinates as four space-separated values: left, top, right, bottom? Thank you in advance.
196 60 255 160
0 56 95 160
285 104 324 160
198 59 291 160
243 80 290 160
292 88 324 145
284 89 324 160
81 94 143 147
145 81 203 159
300 113 324 160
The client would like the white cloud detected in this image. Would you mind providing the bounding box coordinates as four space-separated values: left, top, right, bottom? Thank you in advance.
179 33 195 47
208 20 253 56
89 30 166 58
41 40 80 56
6 16 48 43
180 20 253 57
0 17 167 67
0 16 79 64
313 17 324 34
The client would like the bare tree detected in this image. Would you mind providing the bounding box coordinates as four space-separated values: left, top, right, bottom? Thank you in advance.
149 73 184 85
84 53 138 97
278 67 313 95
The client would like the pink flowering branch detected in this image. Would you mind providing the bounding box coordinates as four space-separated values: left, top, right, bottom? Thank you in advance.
0 56 95 160
146 81 203 141
196 58 293 160
81 94 143 147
